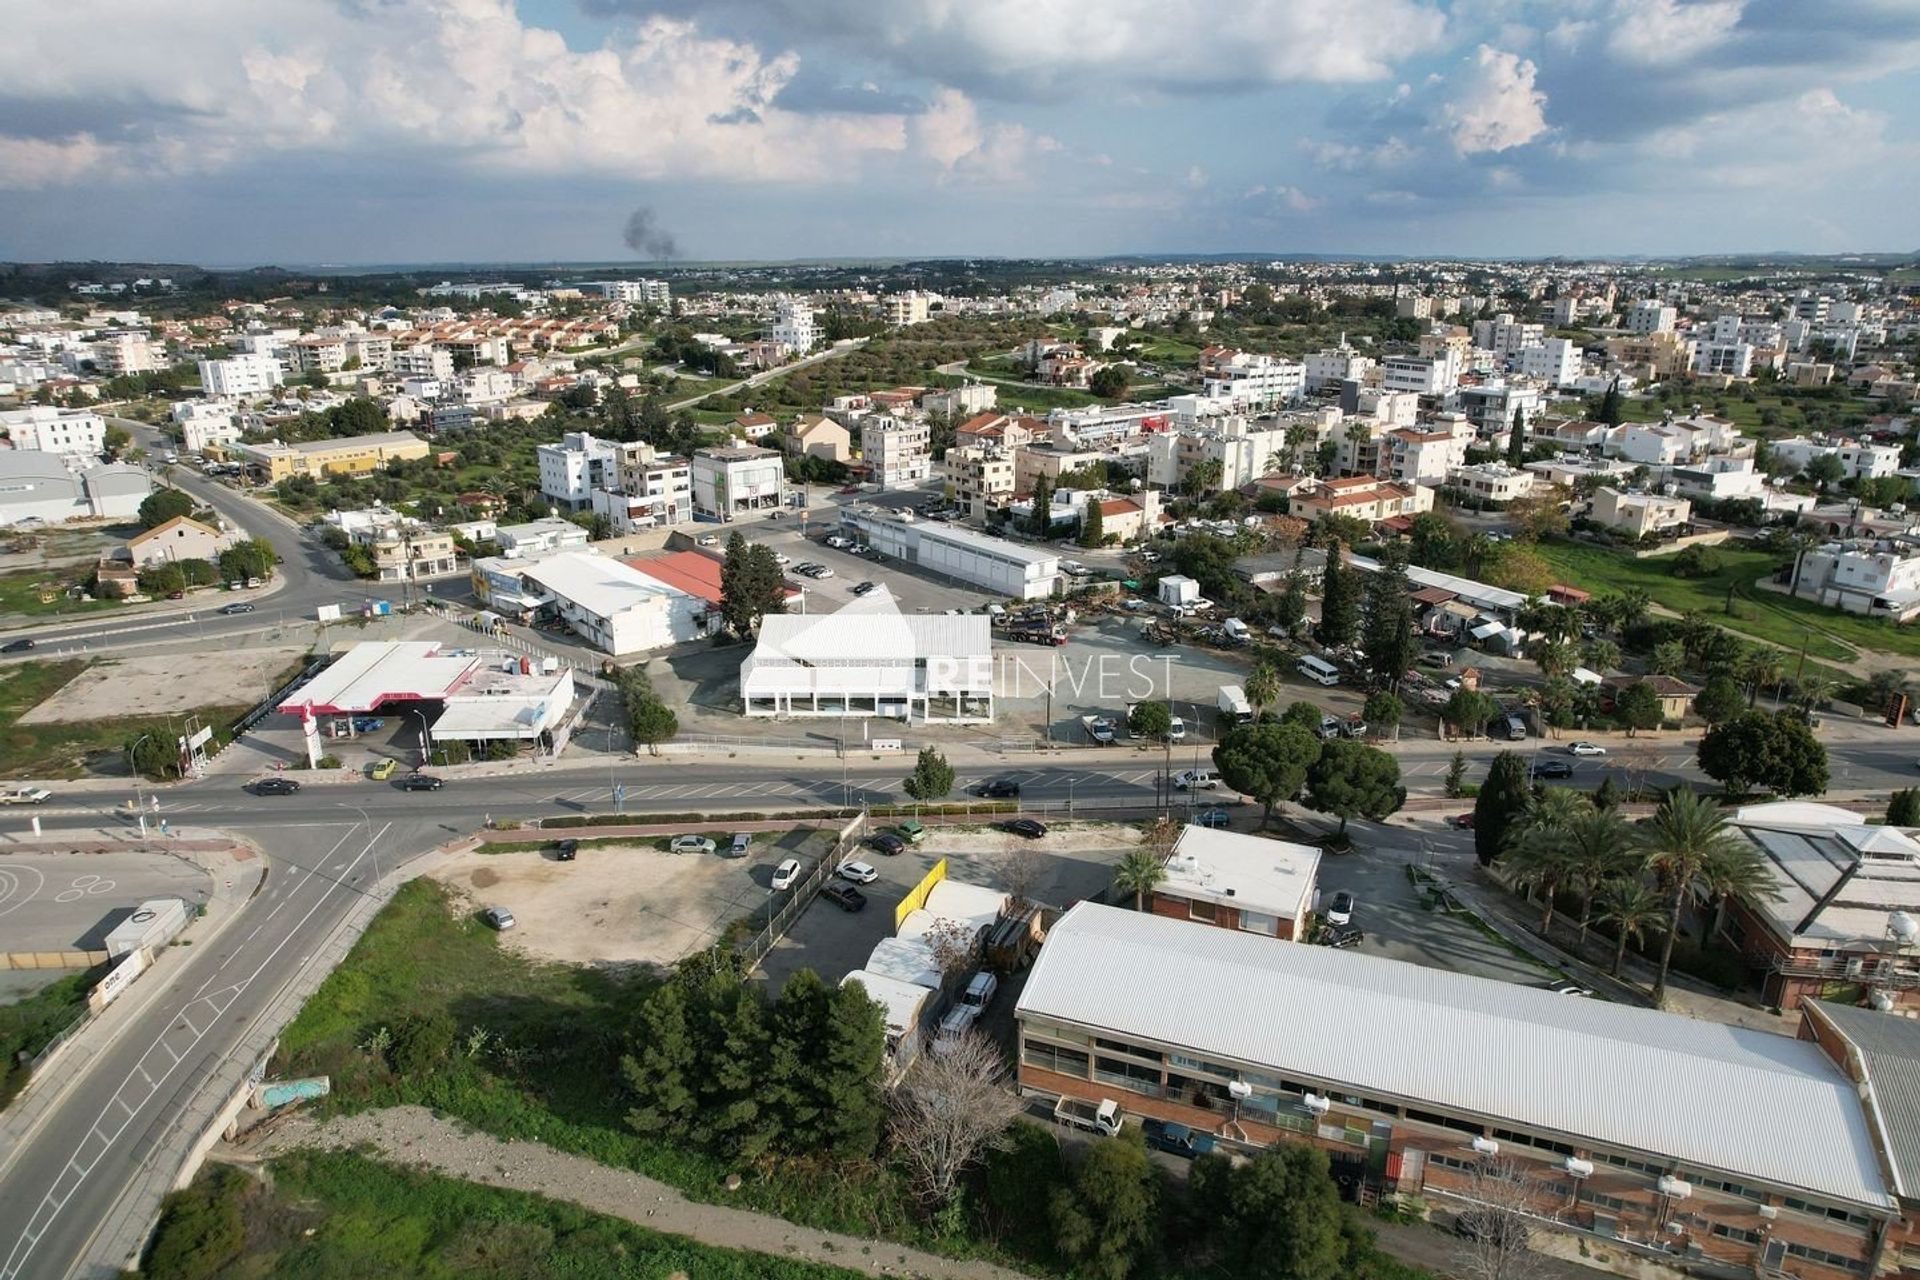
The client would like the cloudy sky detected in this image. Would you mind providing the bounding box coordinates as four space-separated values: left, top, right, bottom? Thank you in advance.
2 0 1916 265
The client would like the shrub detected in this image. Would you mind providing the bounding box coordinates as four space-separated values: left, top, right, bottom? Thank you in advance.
387 1011 457 1075
143 1164 248 1280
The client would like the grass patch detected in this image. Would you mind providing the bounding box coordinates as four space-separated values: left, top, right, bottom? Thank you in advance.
143 1151 873 1280
0 567 119 620
1528 539 1917 662
0 969 95 1109
0 659 254 780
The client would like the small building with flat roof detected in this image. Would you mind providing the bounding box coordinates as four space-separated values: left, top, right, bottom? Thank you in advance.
1150 824 1322 942
838 507 1059 600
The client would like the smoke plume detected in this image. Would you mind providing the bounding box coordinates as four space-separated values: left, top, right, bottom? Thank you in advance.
622 207 679 261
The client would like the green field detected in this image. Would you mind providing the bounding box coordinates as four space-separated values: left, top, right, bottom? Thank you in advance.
0 659 255 780
1529 540 1920 663
0 568 119 621
0 970 95 1108
142 1152 871 1280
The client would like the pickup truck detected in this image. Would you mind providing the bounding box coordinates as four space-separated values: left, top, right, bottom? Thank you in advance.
1082 715 1116 745
1142 1118 1218 1159
1053 1096 1125 1136
0 787 51 805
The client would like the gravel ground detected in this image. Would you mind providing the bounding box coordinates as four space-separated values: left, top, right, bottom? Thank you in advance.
244 1105 1036 1280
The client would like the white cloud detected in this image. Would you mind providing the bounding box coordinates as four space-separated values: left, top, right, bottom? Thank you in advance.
0 0 931 189
1606 0 1743 66
912 88 1059 183
1440 45 1550 154
1242 184 1320 214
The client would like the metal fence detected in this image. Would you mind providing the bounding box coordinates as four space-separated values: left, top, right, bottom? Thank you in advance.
233 654 332 737
26 1002 91 1075
737 810 869 968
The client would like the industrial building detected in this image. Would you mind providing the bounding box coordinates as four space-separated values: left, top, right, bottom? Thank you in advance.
740 585 993 722
0 452 149 526
231 431 429 482
1018 904 1899 1279
1149 825 1322 942
837 508 1060 600
470 550 714 656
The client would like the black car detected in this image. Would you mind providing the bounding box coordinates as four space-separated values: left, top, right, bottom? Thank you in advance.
1 638 35 653
252 776 300 795
820 881 867 912
1529 760 1574 780
553 839 579 861
398 773 445 791
852 581 877 596
972 778 1021 799
1001 818 1048 840
218 602 256 615
869 832 907 856
1322 923 1365 949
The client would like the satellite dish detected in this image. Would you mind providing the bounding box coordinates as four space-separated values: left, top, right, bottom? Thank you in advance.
1891 911 1919 945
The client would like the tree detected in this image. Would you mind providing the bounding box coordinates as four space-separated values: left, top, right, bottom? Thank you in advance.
1127 701 1172 741
1454 1159 1556 1280
1473 753 1531 867
903 746 955 802
1581 636 1620 676
1191 1145 1347 1280
144 1164 248 1280
1078 496 1105 548
1362 691 1402 741
1305 739 1402 834
1213 721 1323 828
1532 638 1578 681
1360 545 1416 688
889 1032 1022 1207
137 562 187 598
995 835 1048 908
718 532 784 637
1591 773 1622 812
621 981 701 1139
1506 406 1526 468
1592 377 1624 427
1028 474 1053 535
1638 787 1763 1004
619 668 678 755
1089 365 1132 401
1650 640 1688 677
1276 571 1308 635
1890 789 1920 828
1318 542 1359 648
1244 661 1282 715
1615 681 1665 736
1443 688 1501 740
1051 1130 1159 1280
1113 849 1167 911
137 487 195 529
1697 710 1829 797
1444 750 1468 799
1692 676 1745 725
216 539 276 583
1593 877 1663 977
810 980 888 1157
1804 452 1846 492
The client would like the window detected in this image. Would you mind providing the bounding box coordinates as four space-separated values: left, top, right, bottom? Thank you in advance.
1493 1128 1575 1157
1781 1197 1872 1230
1783 1242 1867 1273
1680 1173 1762 1203
1022 1042 1089 1078
1710 1224 1761 1245
1583 1190 1630 1212
1189 900 1217 923
1427 1153 1476 1172
1094 1056 1161 1092
1595 1152 1664 1176
1240 910 1279 936
1405 1108 1486 1136
1094 1038 1161 1063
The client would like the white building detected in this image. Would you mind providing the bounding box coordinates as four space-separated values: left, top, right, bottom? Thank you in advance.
1452 384 1543 439
741 585 993 723
885 292 933 326
171 401 243 453
475 550 711 655
1201 354 1304 413
495 516 591 558
94 330 162 375
0 406 105 459
1626 300 1677 335
1669 456 1767 502
1770 436 1901 481
1790 541 1920 620
840 509 1060 600
1472 313 1544 357
1518 337 1581 388
538 430 616 510
197 353 283 399
1447 463 1537 504
595 279 669 305
392 344 456 381
1385 422 1473 485
1694 341 1755 378
692 444 787 521
859 417 932 489
769 297 818 356
1381 352 1460 398
0 452 149 525
1303 346 1372 392
1589 487 1691 538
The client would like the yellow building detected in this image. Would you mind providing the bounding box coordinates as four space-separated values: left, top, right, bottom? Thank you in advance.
235 431 430 482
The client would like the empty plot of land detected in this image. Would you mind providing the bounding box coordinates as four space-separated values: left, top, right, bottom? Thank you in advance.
18 647 308 725
433 828 833 969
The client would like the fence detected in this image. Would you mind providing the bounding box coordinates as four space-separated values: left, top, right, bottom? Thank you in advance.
736 810 869 968
232 654 332 737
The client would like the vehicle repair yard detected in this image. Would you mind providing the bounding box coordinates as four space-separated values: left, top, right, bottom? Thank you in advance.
433 827 836 969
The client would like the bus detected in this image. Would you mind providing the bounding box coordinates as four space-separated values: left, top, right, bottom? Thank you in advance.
1296 655 1342 687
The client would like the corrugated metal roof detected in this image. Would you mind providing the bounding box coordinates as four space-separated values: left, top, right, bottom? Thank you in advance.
518 552 684 616
1811 1002 1920 1198
1017 904 1891 1210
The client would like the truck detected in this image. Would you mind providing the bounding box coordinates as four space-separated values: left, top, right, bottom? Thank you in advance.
1081 715 1117 745
1221 617 1250 646
1004 618 1067 646
1054 1096 1126 1136
0 787 51 805
1217 685 1252 724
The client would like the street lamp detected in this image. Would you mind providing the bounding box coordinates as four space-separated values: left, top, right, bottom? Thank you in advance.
127 732 154 834
338 803 385 887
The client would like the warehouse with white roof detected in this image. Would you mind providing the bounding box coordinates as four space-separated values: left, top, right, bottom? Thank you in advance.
740 585 993 722
1017 904 1898 1276
837 507 1060 600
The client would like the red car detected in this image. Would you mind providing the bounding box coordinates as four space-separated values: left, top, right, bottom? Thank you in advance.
838 485 862 495
1449 813 1475 830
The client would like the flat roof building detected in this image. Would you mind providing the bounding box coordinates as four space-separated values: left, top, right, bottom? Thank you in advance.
232 431 428 482
839 508 1060 600
1151 824 1322 942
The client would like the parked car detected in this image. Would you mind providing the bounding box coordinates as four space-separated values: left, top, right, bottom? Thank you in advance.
696 534 719 546
480 906 516 931
771 858 802 891
773 553 791 566
1567 741 1607 757
1547 978 1594 997
1448 812 1475 830
972 778 1021 799
352 717 385 733
810 566 835 579
838 860 879 884
1529 760 1574 780
894 819 927 844
1142 1118 1217 1159
369 758 398 781
398 773 444 791
252 776 300 795
958 971 998 1012
670 835 717 855
553 838 579 861
1326 891 1355 926
1166 716 1187 742
1 638 36 653
852 580 877 596
218 602 256 615
820 881 866 912
729 832 752 858
1195 807 1231 829
1173 768 1219 791
1322 923 1365 949
1001 818 1048 840
933 1004 982 1053
869 832 907 856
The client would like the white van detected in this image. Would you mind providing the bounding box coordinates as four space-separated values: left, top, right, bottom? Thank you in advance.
1297 655 1342 687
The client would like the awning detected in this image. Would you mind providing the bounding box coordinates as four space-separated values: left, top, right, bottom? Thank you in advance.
1571 666 1603 686
1469 620 1506 640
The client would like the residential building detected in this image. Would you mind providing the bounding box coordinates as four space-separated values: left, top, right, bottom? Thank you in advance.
345 331 392 371
495 516 590 559
538 431 605 506
741 584 992 723
1589 486 1691 537
1381 352 1460 398
885 291 932 326
1626 300 1677 335
919 381 996 419
0 406 106 458
391 343 456 381
1385 422 1473 485
0 453 149 526
860 417 932 489
692 443 787 521
288 335 348 374
1303 345 1372 392
1606 331 1696 380
1087 490 1161 543
946 445 1016 519
1518 337 1581 387
591 446 692 533
1670 456 1768 502
1771 437 1902 482
595 279 670 305
125 515 241 568
732 411 779 442
1446 463 1536 504
472 550 710 656
1471 313 1544 357
1288 476 1434 524
1695 340 1756 378
1531 418 1614 452
839 508 1060 599
1452 384 1543 440
1201 353 1305 412
785 413 851 463
1149 825 1321 942
1015 443 1110 495
1611 423 1693 467
955 412 1035 453
1790 541 1920 620
171 402 243 453
1601 673 1696 720
94 330 162 375
197 353 283 399
769 297 817 355
231 431 429 483
1523 455 1637 489
1015 903 1898 1280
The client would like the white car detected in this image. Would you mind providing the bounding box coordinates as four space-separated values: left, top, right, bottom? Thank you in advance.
958 971 998 1012
932 1005 982 1056
696 534 719 546
1567 741 1608 757
669 835 717 855
1326 891 1355 926
774 553 791 566
1173 768 1218 791
838 860 879 884
812 566 835 579
771 858 802 891
1166 716 1187 743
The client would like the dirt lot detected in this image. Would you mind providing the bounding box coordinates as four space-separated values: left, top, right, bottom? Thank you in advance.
433 828 835 969
18 646 309 725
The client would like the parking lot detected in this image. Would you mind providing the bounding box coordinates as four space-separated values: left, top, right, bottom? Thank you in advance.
0 849 212 954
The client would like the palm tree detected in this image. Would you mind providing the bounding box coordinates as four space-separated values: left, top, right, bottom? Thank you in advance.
1244 661 1281 715
1581 637 1621 676
1533 638 1578 681
1113 849 1168 911
1698 839 1783 950
1558 807 1636 946
1793 674 1837 716
1737 648 1785 709
1593 878 1665 978
1637 787 1763 1005
1506 830 1580 933
1615 588 1652 632
1650 641 1688 677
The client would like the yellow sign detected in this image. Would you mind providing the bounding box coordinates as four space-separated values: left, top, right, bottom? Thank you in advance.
894 856 948 930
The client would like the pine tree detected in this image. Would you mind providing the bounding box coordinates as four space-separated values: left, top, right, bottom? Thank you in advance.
1277 570 1307 635
691 973 774 1159
621 982 699 1139
1506 406 1526 467
816 981 888 1158
1318 541 1359 648
1360 544 1415 688
1028 475 1053 536
1079 495 1105 548
1473 752 1532 867
766 969 831 1149
1444 750 1467 799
